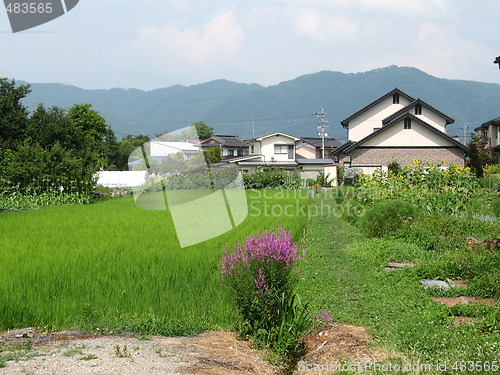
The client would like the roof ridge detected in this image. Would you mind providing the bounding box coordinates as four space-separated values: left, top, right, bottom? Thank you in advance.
345 113 466 152
341 88 415 128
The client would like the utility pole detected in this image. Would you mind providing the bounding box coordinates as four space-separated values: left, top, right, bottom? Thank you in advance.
315 107 329 159
461 125 468 145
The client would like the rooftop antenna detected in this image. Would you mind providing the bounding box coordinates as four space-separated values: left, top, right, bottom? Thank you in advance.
315 106 329 159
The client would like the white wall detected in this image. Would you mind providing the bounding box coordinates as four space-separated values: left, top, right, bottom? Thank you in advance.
348 96 412 142
417 107 447 133
362 119 456 147
259 135 296 161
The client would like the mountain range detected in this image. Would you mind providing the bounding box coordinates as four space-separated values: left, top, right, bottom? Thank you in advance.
19 65 500 142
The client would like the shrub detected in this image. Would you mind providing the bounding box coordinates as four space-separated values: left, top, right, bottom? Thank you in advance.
220 224 310 360
360 199 418 237
242 168 303 189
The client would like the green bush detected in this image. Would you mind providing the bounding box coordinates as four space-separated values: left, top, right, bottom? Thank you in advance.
360 199 418 238
395 215 498 253
242 168 302 189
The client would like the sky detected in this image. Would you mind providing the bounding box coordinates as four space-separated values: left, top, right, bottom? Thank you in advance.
1 0 499 90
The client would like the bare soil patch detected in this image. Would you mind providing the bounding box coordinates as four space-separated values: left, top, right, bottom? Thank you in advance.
432 297 496 306
0 324 388 375
295 323 389 374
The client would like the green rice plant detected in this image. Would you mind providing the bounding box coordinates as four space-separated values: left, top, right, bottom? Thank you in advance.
0 190 308 335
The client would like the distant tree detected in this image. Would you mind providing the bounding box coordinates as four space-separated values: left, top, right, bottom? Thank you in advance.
0 78 31 150
203 147 222 165
466 134 494 177
67 104 109 153
193 121 214 140
27 105 80 150
116 134 150 170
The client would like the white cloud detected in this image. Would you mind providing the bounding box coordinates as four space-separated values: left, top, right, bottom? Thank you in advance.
294 9 358 41
278 0 447 14
121 10 245 66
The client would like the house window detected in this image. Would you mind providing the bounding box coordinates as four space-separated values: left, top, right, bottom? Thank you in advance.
237 149 243 156
251 145 255 153
393 93 399 104
228 150 234 156
415 104 422 115
404 118 412 129
274 145 288 154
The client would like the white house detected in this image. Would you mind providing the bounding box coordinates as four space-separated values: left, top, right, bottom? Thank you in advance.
149 141 200 160
475 117 500 154
246 132 300 161
334 88 468 170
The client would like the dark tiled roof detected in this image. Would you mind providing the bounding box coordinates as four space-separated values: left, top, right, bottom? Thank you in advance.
331 140 355 156
341 88 415 128
382 99 454 125
300 137 343 148
202 135 249 147
238 161 298 166
343 113 468 153
296 158 335 165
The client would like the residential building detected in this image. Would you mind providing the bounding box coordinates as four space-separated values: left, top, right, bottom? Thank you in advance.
200 134 249 159
333 88 468 171
149 141 200 161
475 117 500 153
296 137 343 159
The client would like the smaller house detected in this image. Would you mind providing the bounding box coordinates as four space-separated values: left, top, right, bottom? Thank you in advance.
296 137 343 159
149 141 200 161
246 132 300 161
475 117 500 154
200 134 249 159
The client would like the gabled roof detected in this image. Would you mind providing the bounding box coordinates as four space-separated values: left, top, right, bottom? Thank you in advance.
331 140 355 156
474 117 500 132
201 134 249 148
382 98 454 125
238 161 298 167
150 141 200 157
300 137 343 149
296 158 335 165
227 154 263 163
343 113 468 153
246 132 300 142
341 88 415 128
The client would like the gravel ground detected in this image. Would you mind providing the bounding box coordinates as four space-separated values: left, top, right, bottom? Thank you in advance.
0 329 278 375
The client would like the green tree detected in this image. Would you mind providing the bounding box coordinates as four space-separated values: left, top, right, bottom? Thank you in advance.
27 105 81 150
193 121 214 140
67 104 109 154
203 146 222 165
466 134 494 177
116 134 150 170
0 78 30 150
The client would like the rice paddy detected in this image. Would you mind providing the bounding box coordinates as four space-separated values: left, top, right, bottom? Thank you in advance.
0 190 309 333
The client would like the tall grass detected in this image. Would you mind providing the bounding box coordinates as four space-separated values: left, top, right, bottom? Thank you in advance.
0 190 308 333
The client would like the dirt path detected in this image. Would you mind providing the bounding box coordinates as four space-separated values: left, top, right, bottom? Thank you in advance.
0 325 388 375
0 330 278 375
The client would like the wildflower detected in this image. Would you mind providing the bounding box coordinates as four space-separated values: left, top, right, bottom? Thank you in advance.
413 159 420 164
